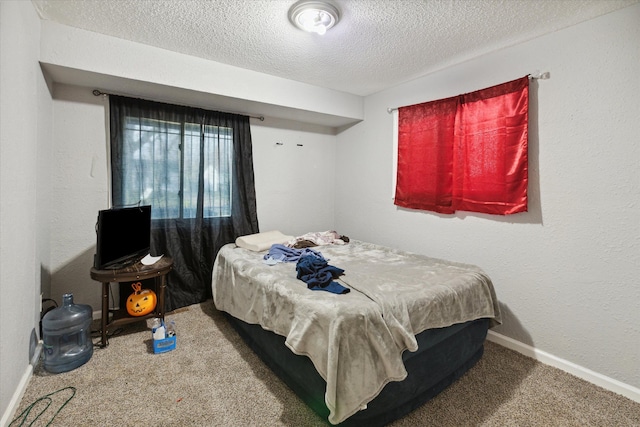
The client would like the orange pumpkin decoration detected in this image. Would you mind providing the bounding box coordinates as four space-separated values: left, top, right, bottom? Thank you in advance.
126 282 157 317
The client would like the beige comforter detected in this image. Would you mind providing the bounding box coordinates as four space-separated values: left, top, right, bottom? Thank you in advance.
211 240 501 424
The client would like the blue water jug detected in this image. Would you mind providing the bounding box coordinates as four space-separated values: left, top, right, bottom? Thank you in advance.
42 293 93 373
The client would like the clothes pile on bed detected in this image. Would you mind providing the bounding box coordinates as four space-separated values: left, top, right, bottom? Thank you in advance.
237 231 352 294
215 231 501 425
287 230 350 248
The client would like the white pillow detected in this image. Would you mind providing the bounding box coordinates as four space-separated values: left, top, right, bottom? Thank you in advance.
235 230 294 252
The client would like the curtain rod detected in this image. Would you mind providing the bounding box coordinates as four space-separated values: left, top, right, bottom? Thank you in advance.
386 71 550 114
92 89 265 121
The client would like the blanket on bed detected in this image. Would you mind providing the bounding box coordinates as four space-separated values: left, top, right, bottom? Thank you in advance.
211 240 501 424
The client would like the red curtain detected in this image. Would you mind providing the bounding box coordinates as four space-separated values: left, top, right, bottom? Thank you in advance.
396 96 458 214
395 76 529 215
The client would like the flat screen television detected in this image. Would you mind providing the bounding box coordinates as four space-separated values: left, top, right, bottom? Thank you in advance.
94 205 152 270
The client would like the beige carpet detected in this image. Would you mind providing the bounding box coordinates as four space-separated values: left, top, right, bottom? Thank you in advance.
11 301 640 426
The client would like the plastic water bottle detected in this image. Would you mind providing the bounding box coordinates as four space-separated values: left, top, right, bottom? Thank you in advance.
42 293 93 373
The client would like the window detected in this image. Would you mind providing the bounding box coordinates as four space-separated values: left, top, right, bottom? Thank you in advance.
120 117 233 220
109 94 259 312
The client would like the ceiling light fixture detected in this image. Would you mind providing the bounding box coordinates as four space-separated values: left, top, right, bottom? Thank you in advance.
288 1 340 35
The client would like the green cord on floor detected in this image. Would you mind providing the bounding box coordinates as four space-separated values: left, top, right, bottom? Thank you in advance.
10 386 76 427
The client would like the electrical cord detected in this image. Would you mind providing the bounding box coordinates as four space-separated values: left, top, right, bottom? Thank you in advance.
39 298 59 340
41 299 58 309
9 386 76 426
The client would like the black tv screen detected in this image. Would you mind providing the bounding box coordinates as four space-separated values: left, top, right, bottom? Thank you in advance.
94 205 152 269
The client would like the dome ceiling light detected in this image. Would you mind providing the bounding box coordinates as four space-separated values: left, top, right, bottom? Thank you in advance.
288 1 341 35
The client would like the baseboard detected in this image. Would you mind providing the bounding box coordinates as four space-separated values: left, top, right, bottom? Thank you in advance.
0 343 41 427
487 330 640 403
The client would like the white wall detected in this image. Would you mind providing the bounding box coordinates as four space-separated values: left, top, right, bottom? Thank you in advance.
335 4 640 389
252 121 336 235
0 1 53 424
48 85 110 310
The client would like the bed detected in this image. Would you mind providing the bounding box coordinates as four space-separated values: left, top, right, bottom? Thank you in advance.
211 238 501 425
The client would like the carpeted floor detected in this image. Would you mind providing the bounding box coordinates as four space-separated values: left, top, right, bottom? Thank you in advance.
11 301 640 426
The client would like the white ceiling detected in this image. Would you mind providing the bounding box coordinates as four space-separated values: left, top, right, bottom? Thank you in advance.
33 0 636 97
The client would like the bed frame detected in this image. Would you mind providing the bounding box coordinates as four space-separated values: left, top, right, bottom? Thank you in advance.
226 313 490 426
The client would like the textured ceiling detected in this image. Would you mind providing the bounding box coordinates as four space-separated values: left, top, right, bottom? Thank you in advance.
32 0 637 96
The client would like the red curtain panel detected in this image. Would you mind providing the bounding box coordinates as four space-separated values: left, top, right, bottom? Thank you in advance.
395 95 458 214
395 76 529 215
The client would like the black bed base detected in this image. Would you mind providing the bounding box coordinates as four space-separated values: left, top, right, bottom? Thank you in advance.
225 314 490 426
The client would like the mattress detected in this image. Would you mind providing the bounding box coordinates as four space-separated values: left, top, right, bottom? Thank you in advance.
212 239 501 424
227 314 489 426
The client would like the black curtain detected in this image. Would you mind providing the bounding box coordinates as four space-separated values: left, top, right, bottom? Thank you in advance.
109 95 259 311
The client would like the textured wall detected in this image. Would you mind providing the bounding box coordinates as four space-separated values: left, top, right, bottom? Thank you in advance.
49 85 109 310
252 122 337 236
0 1 52 423
335 4 640 389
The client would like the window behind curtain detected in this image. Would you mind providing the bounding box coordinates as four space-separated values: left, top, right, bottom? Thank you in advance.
121 118 233 219
109 95 259 311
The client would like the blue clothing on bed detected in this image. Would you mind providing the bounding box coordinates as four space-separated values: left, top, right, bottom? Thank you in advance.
264 244 324 264
296 254 350 294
